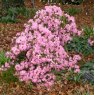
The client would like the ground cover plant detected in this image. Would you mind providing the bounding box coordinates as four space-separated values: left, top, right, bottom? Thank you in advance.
0 7 38 23
65 7 82 16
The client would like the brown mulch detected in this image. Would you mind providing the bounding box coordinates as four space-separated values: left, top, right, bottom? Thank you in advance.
0 80 94 95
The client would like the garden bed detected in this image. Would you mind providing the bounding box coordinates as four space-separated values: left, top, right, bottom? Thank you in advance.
0 0 94 95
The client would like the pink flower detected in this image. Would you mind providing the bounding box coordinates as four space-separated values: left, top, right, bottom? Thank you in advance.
77 30 82 36
11 46 20 55
19 44 27 51
6 52 11 58
74 69 80 73
73 55 81 61
20 70 26 76
16 36 27 44
15 64 22 71
68 16 75 22
4 62 10 68
75 65 79 69
32 22 38 30
88 38 94 46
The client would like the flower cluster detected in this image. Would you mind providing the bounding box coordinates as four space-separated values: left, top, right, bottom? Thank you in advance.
1 5 81 87
88 37 94 46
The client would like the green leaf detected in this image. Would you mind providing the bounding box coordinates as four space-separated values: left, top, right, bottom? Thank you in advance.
0 50 10 66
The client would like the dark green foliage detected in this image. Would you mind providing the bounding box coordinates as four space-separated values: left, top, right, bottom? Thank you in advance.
65 27 94 56
0 50 18 83
0 0 38 23
1 0 24 10
16 51 27 63
26 83 33 90
17 7 30 18
81 61 94 71
83 26 93 38
0 16 18 23
16 7 38 18
0 7 38 23
68 61 94 84
62 0 83 5
52 61 94 84
41 0 83 5
51 69 66 81
60 16 67 27
0 50 10 66
63 0 83 5
0 7 18 23
30 8 38 18
64 26 94 84
81 61 94 84
81 61 94 85
41 0 61 3
67 70 83 83
1 67 18 83
71 0 83 5
65 8 82 16
65 36 93 56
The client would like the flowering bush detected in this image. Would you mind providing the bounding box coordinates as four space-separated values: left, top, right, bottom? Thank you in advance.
0 5 82 87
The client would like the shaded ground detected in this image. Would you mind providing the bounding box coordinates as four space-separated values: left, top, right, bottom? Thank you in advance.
0 0 94 95
0 80 94 95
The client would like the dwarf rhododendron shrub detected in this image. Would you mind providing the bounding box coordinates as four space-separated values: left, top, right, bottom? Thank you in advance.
1 5 82 87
